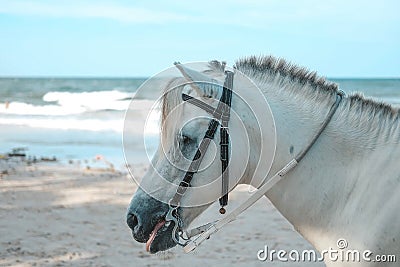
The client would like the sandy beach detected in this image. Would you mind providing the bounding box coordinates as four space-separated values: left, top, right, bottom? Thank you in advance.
0 159 324 266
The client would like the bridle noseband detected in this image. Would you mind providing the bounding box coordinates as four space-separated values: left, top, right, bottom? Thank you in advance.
165 70 234 246
164 63 345 251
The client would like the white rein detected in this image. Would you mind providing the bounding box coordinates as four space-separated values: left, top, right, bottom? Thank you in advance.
182 91 344 252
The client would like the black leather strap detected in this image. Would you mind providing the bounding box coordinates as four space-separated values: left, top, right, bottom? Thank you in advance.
182 94 218 116
170 71 234 210
218 71 233 208
169 120 218 207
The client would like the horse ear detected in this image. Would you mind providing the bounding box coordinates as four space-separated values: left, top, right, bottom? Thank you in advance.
174 62 222 98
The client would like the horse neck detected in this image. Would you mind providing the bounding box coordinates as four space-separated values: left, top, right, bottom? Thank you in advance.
243 82 357 251
246 79 400 255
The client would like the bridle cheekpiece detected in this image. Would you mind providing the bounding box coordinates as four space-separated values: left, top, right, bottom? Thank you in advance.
165 66 234 246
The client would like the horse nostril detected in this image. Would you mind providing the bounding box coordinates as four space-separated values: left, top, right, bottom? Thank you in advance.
127 212 138 230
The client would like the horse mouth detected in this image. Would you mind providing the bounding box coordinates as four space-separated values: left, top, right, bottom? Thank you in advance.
146 220 165 252
144 218 177 253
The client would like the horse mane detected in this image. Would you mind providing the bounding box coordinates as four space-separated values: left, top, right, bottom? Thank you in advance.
235 55 338 93
234 55 398 116
234 55 400 143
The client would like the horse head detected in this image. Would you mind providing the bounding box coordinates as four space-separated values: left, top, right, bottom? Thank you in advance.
126 62 274 253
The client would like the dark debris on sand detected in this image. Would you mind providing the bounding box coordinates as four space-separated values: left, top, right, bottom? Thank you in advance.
0 147 58 178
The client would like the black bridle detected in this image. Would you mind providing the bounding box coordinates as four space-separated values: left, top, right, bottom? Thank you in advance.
164 66 345 250
165 71 234 245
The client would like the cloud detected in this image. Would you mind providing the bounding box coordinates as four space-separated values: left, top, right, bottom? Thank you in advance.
0 0 398 29
0 1 188 24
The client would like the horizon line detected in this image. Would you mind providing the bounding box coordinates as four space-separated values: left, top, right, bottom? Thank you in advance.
0 75 399 80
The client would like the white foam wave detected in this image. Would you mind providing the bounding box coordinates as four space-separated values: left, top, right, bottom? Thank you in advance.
0 90 133 116
0 101 85 116
43 90 133 111
0 117 125 132
0 112 160 134
0 89 163 134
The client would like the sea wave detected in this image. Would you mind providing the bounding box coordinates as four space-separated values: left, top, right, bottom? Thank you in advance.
0 117 125 132
0 90 134 116
375 97 400 105
0 112 160 134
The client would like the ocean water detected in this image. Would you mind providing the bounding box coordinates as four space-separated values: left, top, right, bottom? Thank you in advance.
0 78 146 169
334 79 400 105
0 78 399 169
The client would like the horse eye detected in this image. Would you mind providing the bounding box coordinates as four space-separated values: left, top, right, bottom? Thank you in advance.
182 134 191 145
179 134 192 145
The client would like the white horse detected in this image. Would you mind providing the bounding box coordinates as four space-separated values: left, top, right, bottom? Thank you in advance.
127 56 399 266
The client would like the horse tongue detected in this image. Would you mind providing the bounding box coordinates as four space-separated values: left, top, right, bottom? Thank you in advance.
146 220 166 252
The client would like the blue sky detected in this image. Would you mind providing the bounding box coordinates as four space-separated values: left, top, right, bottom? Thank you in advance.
0 0 399 77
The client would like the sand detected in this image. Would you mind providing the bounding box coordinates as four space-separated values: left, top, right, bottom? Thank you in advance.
0 160 324 266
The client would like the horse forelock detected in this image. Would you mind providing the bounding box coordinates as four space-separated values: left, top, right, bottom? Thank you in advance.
159 62 227 147
160 77 191 152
